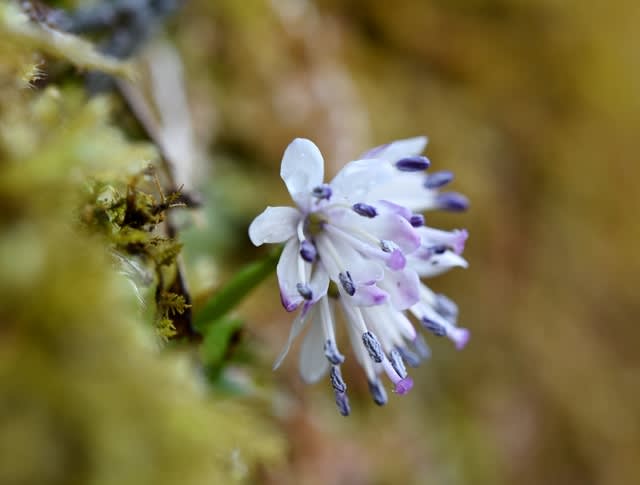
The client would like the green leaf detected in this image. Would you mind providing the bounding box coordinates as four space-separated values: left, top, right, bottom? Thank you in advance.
193 246 282 332
200 317 244 369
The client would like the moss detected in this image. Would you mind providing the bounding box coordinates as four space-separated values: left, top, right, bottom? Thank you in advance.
0 7 285 483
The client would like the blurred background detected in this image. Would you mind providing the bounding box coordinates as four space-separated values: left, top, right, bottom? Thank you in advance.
176 0 640 483
3 0 639 484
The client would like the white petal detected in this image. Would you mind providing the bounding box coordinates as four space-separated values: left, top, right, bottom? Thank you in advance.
379 268 420 310
276 238 304 311
330 158 395 202
248 206 300 246
299 318 330 383
364 212 421 254
361 136 428 161
280 138 324 210
410 250 468 278
273 309 311 370
367 173 439 211
316 233 384 285
308 264 330 304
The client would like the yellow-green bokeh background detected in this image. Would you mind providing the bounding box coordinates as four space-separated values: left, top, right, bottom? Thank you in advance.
177 1 639 483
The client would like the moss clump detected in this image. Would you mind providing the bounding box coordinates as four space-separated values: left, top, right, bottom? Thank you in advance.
0 6 285 484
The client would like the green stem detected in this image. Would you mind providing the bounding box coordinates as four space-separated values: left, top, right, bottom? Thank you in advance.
193 246 282 332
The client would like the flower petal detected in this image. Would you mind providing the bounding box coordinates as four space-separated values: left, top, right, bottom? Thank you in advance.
277 238 304 311
273 308 311 370
248 206 300 246
280 138 324 210
361 136 428 161
411 250 468 278
379 268 420 310
299 318 330 383
330 158 395 202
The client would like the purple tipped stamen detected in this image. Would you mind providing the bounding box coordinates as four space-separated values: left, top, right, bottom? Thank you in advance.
394 377 414 395
424 170 454 189
311 184 332 200
436 293 459 322
422 317 447 337
362 331 384 363
368 379 388 406
324 339 345 365
395 156 431 172
338 271 356 296
352 203 378 218
436 192 469 212
299 239 317 263
389 349 408 378
397 346 421 367
413 334 431 359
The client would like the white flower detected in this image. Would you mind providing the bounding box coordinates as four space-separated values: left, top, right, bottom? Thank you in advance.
249 137 470 415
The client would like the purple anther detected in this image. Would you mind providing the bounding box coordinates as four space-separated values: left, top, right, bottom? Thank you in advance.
430 244 448 255
311 184 332 200
424 170 454 189
299 239 317 263
389 349 407 379
436 192 469 212
409 214 425 227
394 377 414 395
335 390 351 416
395 156 430 172
296 283 313 300
338 271 356 296
422 317 447 337
330 365 347 393
413 334 431 359
352 203 378 218
397 346 421 367
368 379 388 406
362 331 384 363
435 293 459 322
324 339 345 365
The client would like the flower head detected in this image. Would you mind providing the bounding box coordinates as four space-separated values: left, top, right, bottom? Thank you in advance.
249 137 470 415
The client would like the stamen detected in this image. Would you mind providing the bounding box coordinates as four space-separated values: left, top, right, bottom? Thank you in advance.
338 271 356 296
421 317 447 337
299 239 317 263
368 379 388 406
335 390 351 416
362 331 384 363
413 334 431 359
311 184 332 200
409 214 425 227
324 339 345 365
395 156 430 172
394 377 414 395
397 346 421 367
435 192 469 211
430 245 448 255
296 283 313 300
329 365 347 393
424 170 454 189
435 293 459 322
352 203 378 218
389 349 407 378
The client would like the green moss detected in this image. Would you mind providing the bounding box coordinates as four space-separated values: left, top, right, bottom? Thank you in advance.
0 9 285 484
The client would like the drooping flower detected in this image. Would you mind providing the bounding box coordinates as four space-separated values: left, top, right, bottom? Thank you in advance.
249 137 470 415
